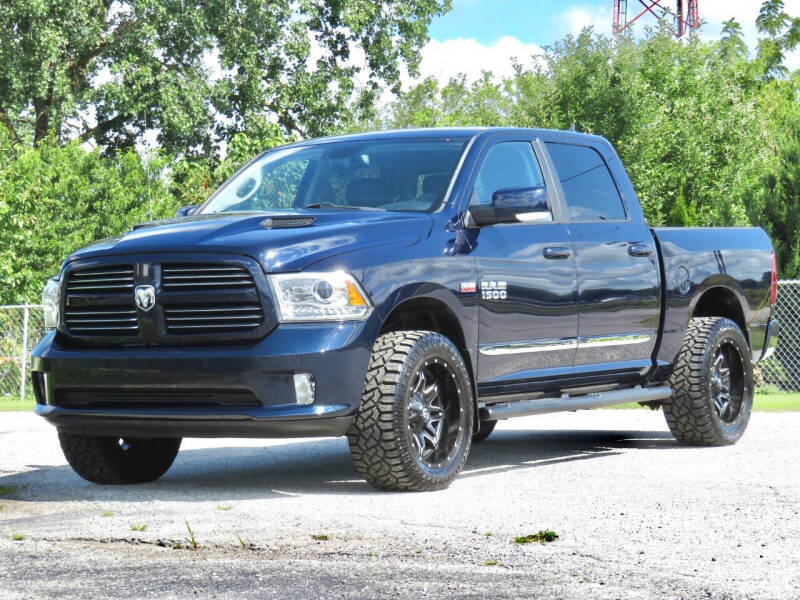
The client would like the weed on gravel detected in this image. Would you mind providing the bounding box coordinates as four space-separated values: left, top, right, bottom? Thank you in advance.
131 524 147 532
185 521 199 550
514 530 559 544
11 533 26 541
311 534 329 541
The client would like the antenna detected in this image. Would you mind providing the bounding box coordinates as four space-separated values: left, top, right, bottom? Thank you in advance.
144 108 152 221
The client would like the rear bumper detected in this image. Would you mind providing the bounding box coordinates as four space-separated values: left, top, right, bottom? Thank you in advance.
758 317 779 363
31 318 377 438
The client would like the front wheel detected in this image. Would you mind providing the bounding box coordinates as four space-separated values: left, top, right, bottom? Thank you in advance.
664 317 753 446
58 431 182 484
347 331 474 491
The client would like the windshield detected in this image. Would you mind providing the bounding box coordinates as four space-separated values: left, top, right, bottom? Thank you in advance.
198 137 469 214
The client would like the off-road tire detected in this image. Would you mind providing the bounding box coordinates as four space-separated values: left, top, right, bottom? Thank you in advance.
664 317 753 446
58 431 182 484
347 331 474 491
472 419 497 443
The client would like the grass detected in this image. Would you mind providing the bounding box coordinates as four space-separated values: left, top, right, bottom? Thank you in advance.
606 393 800 412
130 524 147 532
514 530 559 545
752 393 800 412
0 397 35 412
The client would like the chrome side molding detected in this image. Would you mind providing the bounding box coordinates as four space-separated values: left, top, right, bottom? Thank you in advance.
479 338 577 356
479 333 652 356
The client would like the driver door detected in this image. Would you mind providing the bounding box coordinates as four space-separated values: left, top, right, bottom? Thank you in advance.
467 139 579 391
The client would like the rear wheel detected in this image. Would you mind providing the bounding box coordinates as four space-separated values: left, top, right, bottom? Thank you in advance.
58 431 181 484
664 317 753 446
347 331 474 491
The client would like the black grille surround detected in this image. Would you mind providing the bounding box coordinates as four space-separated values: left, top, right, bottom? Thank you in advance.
59 256 277 346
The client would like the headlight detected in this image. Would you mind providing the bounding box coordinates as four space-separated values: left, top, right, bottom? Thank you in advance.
268 271 373 322
42 277 60 330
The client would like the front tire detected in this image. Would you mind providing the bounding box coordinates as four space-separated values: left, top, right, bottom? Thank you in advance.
664 317 753 446
347 331 474 491
58 431 182 484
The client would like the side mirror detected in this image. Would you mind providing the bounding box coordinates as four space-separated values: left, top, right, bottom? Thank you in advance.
464 185 551 228
175 205 198 217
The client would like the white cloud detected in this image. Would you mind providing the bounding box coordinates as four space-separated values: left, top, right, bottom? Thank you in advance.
560 5 613 37
414 36 545 86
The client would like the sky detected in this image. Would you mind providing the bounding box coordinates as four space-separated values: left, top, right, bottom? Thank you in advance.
413 0 800 84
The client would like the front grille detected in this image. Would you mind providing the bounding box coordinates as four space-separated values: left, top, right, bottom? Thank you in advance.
66 265 134 294
164 303 263 333
61 258 273 344
64 265 139 337
64 305 138 335
162 264 255 291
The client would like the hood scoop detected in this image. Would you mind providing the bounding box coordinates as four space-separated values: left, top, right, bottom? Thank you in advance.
261 216 315 229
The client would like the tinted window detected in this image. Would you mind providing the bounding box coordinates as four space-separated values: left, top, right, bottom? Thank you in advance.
470 142 545 206
545 143 626 221
200 138 468 214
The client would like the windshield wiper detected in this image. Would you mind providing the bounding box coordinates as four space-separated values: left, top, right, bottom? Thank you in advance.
304 202 384 211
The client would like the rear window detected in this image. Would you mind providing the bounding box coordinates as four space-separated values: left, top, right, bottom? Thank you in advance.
545 143 626 221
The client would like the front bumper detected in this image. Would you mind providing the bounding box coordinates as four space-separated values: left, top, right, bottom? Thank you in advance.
31 319 376 438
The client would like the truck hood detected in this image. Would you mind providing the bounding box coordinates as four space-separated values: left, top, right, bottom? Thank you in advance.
65 210 433 272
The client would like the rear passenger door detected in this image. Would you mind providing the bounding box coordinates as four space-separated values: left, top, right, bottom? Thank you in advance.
544 141 660 374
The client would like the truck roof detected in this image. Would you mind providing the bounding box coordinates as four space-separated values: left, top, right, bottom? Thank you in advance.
281 127 610 149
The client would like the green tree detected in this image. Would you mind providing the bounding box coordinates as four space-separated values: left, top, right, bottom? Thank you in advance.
0 135 180 303
0 0 450 154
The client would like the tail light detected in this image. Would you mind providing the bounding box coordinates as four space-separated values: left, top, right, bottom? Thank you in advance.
770 251 778 305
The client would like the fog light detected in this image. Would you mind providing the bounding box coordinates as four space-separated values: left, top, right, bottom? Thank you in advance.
293 373 316 405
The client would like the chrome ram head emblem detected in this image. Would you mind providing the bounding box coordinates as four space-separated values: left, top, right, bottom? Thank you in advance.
134 285 156 312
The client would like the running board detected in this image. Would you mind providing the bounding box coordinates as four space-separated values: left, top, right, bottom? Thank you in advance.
480 385 672 420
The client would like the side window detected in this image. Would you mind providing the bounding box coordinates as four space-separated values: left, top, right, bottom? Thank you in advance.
470 142 546 207
545 143 626 221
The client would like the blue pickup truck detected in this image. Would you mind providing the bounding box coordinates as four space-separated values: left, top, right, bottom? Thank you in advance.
32 128 778 491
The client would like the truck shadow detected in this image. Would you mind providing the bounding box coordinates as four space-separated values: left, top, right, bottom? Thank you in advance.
0 428 678 503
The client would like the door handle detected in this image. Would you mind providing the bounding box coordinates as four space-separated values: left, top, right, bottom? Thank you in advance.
544 247 572 260
628 244 653 257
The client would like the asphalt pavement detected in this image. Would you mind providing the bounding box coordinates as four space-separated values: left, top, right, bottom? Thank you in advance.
0 409 798 599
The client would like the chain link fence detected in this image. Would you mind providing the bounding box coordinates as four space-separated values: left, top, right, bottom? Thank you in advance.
755 280 800 391
0 305 45 403
0 283 797 405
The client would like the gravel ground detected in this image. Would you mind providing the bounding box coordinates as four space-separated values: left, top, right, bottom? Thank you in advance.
0 410 798 599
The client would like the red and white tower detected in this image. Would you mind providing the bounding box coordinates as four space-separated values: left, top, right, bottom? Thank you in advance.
613 0 700 37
